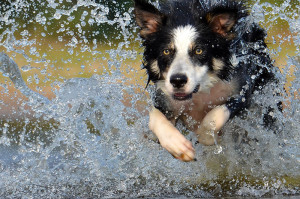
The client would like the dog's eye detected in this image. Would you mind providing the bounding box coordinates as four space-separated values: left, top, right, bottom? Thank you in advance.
163 49 170 55
195 48 203 55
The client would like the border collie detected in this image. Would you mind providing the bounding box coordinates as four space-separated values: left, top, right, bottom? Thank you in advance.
134 0 274 161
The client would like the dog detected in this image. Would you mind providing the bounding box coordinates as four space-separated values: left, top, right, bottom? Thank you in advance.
133 0 274 162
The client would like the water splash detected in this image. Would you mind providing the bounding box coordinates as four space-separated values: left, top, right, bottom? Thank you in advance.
0 0 299 198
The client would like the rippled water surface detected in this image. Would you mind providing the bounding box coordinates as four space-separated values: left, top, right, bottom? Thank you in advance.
0 0 299 198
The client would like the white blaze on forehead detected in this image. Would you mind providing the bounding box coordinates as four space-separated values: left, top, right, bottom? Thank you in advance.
173 25 198 54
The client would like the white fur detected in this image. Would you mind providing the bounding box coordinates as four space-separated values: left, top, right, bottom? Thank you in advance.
198 73 220 93
173 25 197 55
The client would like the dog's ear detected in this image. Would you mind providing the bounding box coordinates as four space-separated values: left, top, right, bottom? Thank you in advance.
206 12 236 39
134 0 166 39
192 1 239 40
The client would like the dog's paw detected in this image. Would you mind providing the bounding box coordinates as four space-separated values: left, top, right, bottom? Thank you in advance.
149 108 195 162
158 127 196 162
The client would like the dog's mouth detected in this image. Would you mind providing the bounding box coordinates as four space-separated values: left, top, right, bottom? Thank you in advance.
173 84 200 101
173 92 193 101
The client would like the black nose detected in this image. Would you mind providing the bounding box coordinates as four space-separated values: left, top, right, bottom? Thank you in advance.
170 74 188 88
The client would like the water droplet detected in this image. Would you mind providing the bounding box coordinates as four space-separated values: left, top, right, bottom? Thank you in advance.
21 65 33 72
54 12 62 20
214 145 223 154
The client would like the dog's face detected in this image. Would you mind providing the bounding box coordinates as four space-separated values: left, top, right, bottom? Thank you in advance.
134 0 242 101
154 25 212 101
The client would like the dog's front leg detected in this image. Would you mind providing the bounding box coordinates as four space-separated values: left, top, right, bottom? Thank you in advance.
149 107 195 162
196 104 230 145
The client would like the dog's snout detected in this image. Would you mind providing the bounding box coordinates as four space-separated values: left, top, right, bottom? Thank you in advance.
170 74 188 88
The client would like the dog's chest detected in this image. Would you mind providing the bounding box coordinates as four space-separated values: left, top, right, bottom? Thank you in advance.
173 81 236 130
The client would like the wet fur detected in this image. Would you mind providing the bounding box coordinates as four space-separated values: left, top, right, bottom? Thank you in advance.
134 0 274 162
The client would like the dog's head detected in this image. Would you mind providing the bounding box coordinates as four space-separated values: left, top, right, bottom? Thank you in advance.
134 0 246 101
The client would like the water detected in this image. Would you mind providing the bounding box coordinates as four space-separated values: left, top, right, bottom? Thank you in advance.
0 0 299 198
